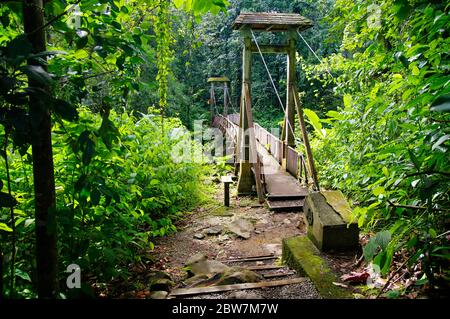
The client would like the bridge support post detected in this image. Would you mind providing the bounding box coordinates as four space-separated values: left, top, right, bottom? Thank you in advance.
209 82 215 125
237 34 254 195
282 29 297 169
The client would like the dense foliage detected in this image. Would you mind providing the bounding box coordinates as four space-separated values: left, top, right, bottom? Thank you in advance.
0 0 448 299
0 0 226 298
303 0 449 291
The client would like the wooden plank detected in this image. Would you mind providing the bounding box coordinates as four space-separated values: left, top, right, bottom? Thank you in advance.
266 198 305 211
221 256 278 263
244 83 264 204
169 277 306 297
292 85 320 191
244 265 285 271
262 272 295 279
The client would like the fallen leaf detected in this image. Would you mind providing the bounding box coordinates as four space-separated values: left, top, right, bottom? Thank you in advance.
332 282 349 288
340 272 370 283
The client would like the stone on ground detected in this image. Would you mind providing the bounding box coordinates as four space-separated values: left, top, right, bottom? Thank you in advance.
149 278 175 292
150 291 168 299
204 226 222 236
227 217 254 239
188 259 230 277
186 252 208 266
194 233 205 239
215 269 263 285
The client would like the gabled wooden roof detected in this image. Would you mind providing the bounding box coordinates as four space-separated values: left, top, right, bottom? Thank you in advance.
207 77 230 83
232 13 313 32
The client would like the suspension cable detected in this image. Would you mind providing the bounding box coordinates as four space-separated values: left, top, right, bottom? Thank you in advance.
250 29 297 141
296 30 334 79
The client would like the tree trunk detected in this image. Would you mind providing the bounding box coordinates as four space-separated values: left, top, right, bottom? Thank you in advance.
23 0 58 298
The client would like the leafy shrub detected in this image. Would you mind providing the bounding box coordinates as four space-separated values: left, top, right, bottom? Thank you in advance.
1 108 207 297
303 0 449 287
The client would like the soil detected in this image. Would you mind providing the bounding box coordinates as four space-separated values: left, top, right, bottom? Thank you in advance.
149 184 357 299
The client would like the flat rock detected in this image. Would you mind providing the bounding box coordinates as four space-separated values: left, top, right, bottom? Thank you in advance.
228 218 254 239
215 269 263 285
204 226 222 236
194 233 205 239
186 253 208 266
150 291 168 299
147 270 172 282
183 274 209 287
149 278 175 292
264 243 282 255
189 260 230 277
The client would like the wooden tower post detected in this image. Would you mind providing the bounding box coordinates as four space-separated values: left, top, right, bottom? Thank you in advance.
281 29 297 168
232 12 317 197
237 33 255 194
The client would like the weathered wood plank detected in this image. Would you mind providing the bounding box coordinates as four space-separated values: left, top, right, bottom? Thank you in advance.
244 265 285 271
262 272 295 279
169 277 306 297
232 13 313 32
221 256 278 263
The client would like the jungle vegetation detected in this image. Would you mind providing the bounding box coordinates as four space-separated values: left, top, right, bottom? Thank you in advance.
0 0 448 299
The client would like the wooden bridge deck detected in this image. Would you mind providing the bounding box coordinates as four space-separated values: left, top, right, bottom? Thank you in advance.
256 141 308 211
257 142 307 197
213 114 309 211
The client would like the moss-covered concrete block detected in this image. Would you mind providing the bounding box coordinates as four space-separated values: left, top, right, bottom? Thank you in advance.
305 191 359 251
282 236 353 299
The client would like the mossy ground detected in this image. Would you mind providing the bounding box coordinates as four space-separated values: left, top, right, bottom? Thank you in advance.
282 236 353 299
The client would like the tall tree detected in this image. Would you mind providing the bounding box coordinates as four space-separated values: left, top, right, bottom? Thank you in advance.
23 0 57 298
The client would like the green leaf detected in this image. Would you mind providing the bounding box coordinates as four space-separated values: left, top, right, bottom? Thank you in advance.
432 134 449 151
20 65 54 86
98 117 120 149
303 108 322 132
15 268 32 282
76 36 88 50
343 94 352 109
0 222 13 232
82 139 95 166
372 186 385 196
173 0 184 8
430 94 450 112
374 230 391 250
363 239 378 261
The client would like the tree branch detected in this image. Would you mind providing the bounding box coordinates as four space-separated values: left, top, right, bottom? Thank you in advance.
406 171 450 178
26 0 82 36
387 200 450 212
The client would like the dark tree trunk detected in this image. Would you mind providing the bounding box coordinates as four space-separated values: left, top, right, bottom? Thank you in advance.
0 248 3 299
23 0 58 298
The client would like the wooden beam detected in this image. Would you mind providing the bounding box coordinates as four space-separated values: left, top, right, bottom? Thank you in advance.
292 86 320 191
244 83 264 203
169 277 306 297
221 256 277 263
237 35 254 195
250 44 289 54
244 265 285 271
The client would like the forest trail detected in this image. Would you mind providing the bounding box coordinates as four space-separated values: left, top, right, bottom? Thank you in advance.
152 183 354 299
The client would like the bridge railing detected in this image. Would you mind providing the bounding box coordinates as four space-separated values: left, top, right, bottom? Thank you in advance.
214 115 310 185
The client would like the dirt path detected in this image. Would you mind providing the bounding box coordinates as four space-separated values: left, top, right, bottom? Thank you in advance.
153 185 322 299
